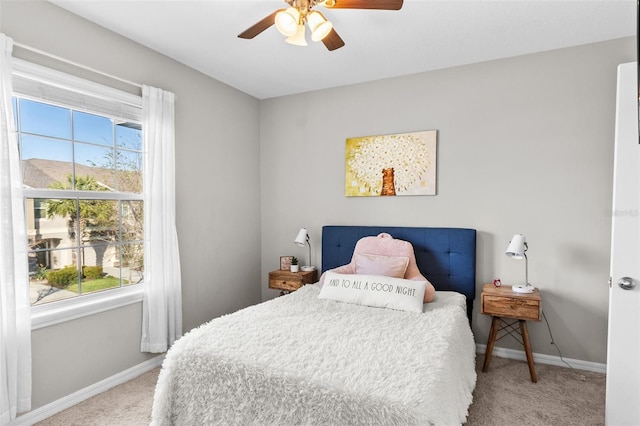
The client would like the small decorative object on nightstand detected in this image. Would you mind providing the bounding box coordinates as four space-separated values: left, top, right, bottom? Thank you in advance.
269 269 317 296
280 256 293 271
481 283 542 382
290 256 299 273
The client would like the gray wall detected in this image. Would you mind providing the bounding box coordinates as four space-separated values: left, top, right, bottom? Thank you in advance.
2 1 262 410
259 37 635 364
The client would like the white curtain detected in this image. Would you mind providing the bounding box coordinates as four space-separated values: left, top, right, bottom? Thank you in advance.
140 85 182 353
0 34 32 424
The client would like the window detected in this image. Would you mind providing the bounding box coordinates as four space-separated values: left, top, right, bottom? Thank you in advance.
12 59 145 326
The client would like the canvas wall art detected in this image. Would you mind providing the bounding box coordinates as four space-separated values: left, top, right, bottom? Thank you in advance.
345 130 437 197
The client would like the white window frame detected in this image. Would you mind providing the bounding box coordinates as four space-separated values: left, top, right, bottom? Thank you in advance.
13 59 146 330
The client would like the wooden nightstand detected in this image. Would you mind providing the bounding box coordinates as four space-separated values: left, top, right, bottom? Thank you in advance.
269 269 318 295
481 283 542 382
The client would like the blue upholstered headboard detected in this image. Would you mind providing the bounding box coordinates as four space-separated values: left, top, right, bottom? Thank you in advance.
321 226 477 321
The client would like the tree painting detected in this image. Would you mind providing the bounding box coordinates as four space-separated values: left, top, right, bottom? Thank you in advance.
345 130 437 196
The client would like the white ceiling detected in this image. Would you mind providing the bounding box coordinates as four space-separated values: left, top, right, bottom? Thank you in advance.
50 0 636 100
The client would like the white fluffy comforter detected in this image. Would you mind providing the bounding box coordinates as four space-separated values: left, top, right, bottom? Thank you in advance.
151 285 476 426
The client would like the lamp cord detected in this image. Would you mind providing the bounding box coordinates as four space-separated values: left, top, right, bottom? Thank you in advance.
542 310 573 369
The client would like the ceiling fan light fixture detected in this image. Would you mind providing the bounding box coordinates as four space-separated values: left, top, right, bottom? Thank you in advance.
275 7 300 36
285 24 308 46
307 11 333 41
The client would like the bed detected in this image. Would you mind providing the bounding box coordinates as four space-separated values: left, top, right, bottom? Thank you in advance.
151 226 477 425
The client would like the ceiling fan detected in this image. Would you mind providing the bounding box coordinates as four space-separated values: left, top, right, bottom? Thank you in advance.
238 0 404 51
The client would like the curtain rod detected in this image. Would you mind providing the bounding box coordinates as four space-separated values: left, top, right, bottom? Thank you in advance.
13 41 143 90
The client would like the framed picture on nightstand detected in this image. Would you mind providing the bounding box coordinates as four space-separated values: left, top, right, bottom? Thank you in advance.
280 256 293 271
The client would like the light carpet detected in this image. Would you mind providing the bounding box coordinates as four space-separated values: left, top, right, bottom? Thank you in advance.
34 355 605 426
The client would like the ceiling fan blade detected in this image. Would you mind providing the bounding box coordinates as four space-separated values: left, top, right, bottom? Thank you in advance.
322 28 345 51
238 10 280 39
324 0 403 10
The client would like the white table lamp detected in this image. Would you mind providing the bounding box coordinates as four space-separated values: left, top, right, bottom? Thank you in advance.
294 228 315 271
505 234 534 293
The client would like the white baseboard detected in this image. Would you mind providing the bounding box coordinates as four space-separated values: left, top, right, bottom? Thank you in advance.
11 355 164 426
476 344 606 374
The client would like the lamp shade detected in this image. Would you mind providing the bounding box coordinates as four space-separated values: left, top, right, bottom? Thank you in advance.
285 24 308 46
307 11 332 41
505 234 527 259
294 228 308 246
275 7 300 36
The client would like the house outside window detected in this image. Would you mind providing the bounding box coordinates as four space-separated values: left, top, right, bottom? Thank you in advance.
12 59 145 326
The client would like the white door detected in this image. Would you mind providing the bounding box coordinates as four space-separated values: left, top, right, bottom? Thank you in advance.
606 62 640 425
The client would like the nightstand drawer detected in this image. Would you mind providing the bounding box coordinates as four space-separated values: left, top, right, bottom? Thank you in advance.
268 270 318 293
269 278 302 292
482 295 541 320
